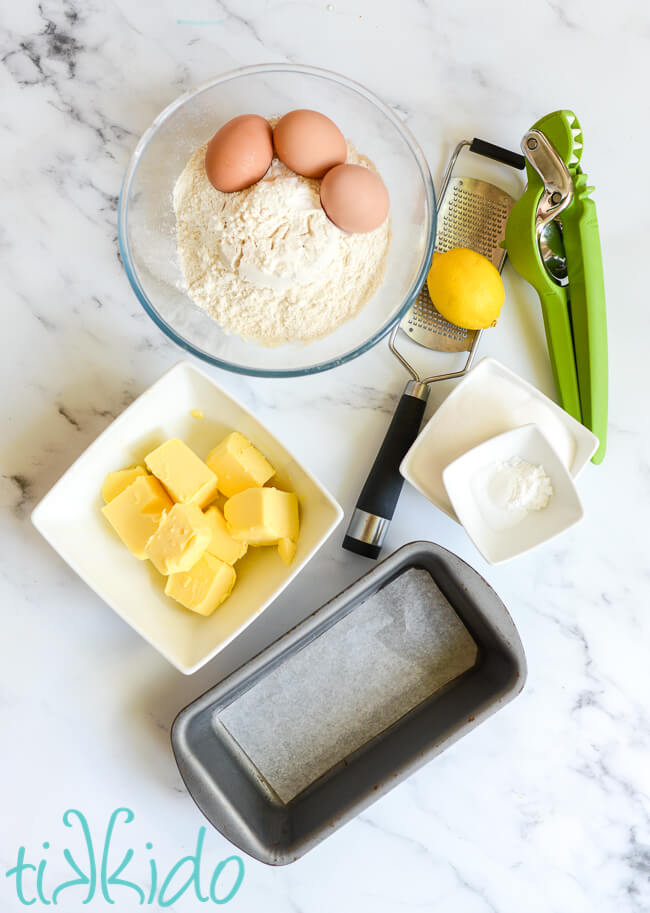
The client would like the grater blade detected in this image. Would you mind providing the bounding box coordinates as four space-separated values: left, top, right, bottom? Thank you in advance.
401 176 515 353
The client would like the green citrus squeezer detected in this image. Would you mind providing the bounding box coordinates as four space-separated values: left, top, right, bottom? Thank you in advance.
504 110 608 463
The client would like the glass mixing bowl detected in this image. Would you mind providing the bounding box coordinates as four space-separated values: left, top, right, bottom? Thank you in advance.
118 64 436 377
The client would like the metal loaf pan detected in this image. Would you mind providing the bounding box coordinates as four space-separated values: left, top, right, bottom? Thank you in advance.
171 541 527 865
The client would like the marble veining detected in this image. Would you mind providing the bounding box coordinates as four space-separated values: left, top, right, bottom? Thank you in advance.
0 1 648 911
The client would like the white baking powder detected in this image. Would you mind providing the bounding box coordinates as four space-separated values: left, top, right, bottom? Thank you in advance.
488 456 553 511
173 140 390 346
472 455 553 532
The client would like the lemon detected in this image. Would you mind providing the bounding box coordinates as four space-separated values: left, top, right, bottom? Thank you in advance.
426 248 504 330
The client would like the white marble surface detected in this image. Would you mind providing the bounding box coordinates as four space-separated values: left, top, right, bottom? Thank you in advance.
1 1 648 910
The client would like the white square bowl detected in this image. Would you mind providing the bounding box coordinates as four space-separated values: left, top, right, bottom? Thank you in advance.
442 424 584 564
400 358 599 522
31 361 344 674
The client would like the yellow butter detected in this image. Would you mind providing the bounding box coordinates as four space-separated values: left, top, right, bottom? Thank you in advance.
144 502 211 575
101 466 148 503
145 439 218 508
102 475 172 559
165 553 236 616
224 487 299 546
206 432 274 498
204 506 248 565
277 537 297 566
209 491 228 512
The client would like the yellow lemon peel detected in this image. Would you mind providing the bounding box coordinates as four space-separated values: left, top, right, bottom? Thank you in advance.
427 248 505 330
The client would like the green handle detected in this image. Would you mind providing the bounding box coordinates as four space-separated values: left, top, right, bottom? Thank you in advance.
561 179 608 462
505 179 581 423
536 279 582 423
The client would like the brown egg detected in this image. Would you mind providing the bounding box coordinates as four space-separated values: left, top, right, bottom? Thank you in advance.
273 109 346 179
320 164 389 233
205 114 273 192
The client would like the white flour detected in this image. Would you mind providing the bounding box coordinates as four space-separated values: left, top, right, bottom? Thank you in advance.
173 141 390 346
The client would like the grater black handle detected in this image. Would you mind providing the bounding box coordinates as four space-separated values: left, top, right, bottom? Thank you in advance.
470 138 526 170
342 383 429 559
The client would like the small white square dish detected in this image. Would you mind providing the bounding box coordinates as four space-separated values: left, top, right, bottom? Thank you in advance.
442 424 584 564
32 361 344 674
400 358 599 522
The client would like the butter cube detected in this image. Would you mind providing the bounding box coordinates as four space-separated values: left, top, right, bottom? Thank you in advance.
145 439 218 508
277 537 297 566
224 487 299 546
102 475 172 559
144 503 211 575
165 554 236 616
206 432 274 498
101 466 148 502
204 506 248 565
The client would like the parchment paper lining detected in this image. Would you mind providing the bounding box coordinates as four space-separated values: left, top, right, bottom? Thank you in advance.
218 568 478 803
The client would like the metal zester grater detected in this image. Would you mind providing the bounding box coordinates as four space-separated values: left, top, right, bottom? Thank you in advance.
402 173 513 356
343 138 526 559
